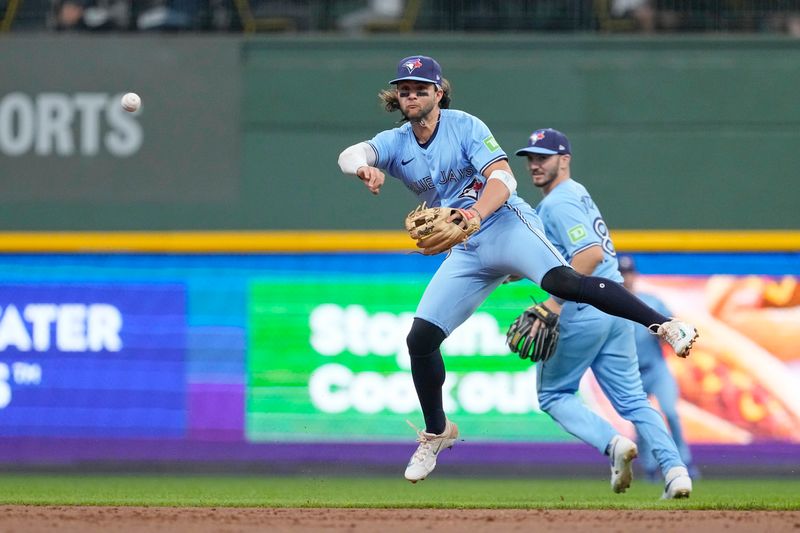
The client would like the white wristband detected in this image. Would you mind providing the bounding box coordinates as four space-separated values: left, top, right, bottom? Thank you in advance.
487 169 517 195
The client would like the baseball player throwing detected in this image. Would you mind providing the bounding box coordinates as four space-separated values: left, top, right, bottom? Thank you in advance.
337 55 698 484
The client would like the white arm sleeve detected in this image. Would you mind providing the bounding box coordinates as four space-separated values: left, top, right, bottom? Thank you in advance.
338 142 377 175
487 169 517 196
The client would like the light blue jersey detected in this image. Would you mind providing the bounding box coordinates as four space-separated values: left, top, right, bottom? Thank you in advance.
366 109 568 335
368 109 530 216
534 177 686 477
536 179 622 283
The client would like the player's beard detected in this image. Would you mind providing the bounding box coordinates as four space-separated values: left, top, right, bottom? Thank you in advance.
402 99 437 124
532 163 559 189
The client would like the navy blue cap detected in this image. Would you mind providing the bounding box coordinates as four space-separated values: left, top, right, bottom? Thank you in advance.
389 55 443 85
515 128 571 156
618 255 637 273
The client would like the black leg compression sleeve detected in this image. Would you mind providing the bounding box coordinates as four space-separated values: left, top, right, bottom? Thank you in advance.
406 318 447 434
540 266 668 328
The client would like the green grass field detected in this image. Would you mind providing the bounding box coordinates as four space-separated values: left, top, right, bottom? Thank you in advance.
2 475 798 510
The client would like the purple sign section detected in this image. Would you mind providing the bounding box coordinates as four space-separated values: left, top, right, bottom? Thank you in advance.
187 326 246 440
188 383 244 441
0 284 187 438
0 439 797 472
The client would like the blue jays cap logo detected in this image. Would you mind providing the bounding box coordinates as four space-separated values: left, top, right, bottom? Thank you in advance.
403 58 424 74
529 130 546 145
390 55 442 85
515 128 572 157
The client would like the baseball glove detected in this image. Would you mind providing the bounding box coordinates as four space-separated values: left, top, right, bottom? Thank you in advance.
404 203 481 255
506 303 560 363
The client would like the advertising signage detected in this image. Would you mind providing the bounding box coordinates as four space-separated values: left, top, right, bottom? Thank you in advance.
0 284 187 438
247 276 580 443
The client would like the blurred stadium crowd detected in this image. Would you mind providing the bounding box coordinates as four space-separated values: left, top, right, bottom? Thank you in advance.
1 0 799 35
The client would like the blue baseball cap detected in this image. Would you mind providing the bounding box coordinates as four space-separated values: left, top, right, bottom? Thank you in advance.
389 55 443 85
515 128 571 156
618 255 637 273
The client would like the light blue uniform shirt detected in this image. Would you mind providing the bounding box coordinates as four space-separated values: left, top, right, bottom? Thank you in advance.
366 108 568 334
368 109 529 217
535 179 686 472
536 178 622 282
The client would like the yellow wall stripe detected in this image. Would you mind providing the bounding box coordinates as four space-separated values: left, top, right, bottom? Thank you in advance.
0 230 797 253
612 231 800 252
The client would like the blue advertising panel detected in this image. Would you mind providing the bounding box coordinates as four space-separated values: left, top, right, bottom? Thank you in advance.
0 284 187 437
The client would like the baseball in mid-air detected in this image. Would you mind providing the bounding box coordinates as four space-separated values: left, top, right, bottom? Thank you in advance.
121 92 141 112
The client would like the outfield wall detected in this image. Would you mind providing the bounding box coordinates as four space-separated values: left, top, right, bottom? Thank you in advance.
1 35 799 230
2 34 799 470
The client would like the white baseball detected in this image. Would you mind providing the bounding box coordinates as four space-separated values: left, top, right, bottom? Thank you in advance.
121 92 141 112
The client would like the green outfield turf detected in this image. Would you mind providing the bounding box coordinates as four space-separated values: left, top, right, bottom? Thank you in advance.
1 475 799 510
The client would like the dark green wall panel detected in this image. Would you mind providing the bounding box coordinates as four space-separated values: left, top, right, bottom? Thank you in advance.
1 35 797 230
0 36 243 230
241 37 800 230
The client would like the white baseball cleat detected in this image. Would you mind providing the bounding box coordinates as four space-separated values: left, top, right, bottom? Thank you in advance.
404 419 459 483
609 435 638 493
653 319 699 358
662 466 693 499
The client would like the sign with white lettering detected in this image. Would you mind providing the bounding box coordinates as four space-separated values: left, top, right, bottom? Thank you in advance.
245 277 567 442
0 37 239 222
0 284 187 437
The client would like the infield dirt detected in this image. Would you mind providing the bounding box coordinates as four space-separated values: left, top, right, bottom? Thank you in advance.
2 506 799 532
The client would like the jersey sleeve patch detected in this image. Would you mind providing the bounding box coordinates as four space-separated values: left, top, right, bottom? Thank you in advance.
483 135 500 152
567 224 588 244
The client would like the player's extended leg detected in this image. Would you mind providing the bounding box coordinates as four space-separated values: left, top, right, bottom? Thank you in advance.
541 266 698 357
536 305 637 493
484 205 697 357
591 318 692 498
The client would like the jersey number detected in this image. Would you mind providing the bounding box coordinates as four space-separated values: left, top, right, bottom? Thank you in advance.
593 217 617 256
